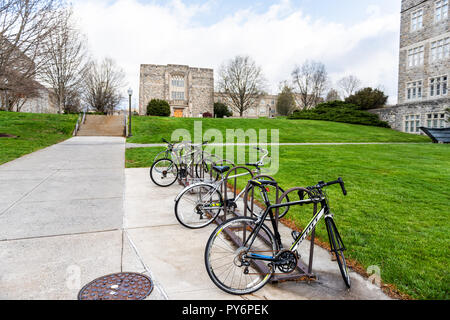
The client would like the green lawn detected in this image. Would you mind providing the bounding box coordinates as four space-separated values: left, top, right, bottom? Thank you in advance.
126 144 450 300
127 116 431 144
0 111 78 165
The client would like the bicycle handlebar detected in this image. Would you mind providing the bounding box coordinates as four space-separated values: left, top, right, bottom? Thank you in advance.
317 177 347 196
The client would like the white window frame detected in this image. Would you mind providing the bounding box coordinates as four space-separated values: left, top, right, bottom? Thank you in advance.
408 46 424 67
171 91 185 101
426 112 447 128
406 80 423 100
431 37 450 62
435 0 449 22
429 75 448 97
411 9 424 32
404 114 421 133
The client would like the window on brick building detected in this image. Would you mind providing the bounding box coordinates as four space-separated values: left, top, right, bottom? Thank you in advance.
426 113 447 128
411 9 424 31
431 37 449 62
429 76 448 97
408 46 424 67
405 115 421 133
406 81 423 100
435 0 448 22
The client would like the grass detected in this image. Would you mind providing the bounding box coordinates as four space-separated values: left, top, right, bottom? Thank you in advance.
127 116 431 144
125 144 450 300
0 111 78 165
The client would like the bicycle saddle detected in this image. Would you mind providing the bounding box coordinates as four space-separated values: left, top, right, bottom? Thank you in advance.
249 179 278 187
212 166 231 174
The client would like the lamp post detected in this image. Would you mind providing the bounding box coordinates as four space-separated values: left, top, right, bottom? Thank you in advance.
128 88 133 137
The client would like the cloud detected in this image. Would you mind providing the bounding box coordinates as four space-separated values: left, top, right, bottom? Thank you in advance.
72 0 401 107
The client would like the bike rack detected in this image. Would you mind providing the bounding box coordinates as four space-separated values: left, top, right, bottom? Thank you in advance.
215 174 318 284
221 166 255 222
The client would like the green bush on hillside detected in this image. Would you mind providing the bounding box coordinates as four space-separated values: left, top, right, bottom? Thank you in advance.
146 99 170 116
288 101 390 128
214 102 232 118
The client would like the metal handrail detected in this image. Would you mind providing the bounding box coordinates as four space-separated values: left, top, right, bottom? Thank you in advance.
73 110 86 136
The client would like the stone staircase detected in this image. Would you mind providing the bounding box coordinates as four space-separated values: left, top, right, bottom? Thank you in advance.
77 115 125 137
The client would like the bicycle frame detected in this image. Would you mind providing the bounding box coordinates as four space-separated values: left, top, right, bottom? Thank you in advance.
243 191 329 262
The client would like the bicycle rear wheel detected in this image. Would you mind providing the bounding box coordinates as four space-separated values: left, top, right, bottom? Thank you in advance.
205 217 277 295
150 158 178 187
325 217 351 288
175 184 223 229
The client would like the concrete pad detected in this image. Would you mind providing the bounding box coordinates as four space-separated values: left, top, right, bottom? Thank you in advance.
127 225 242 300
0 231 123 300
25 171 124 202
0 198 123 240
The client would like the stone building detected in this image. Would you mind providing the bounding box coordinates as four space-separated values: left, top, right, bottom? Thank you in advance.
214 93 308 118
139 64 214 117
371 0 449 133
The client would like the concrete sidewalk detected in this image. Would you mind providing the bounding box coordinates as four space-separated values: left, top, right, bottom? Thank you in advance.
0 137 165 299
124 168 391 300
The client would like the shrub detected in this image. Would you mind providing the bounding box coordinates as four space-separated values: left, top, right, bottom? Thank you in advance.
214 102 232 118
288 101 390 128
202 112 213 118
146 99 170 116
345 87 388 110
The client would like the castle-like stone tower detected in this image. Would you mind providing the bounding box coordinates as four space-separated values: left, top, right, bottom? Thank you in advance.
371 0 449 133
139 64 214 117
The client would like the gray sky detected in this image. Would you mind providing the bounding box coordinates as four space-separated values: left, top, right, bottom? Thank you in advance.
72 0 402 108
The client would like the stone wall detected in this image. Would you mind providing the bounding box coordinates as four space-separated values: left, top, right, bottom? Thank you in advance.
139 64 214 117
369 98 449 132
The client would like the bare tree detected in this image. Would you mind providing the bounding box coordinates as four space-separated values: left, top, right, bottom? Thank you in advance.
337 75 362 98
83 58 126 114
291 60 328 110
0 0 62 110
217 55 266 117
39 6 89 114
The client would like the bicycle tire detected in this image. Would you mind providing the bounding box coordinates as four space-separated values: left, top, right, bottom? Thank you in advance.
174 184 223 229
205 217 278 295
150 158 179 187
325 217 351 288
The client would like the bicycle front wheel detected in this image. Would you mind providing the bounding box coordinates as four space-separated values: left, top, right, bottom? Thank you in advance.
325 217 351 288
205 217 277 295
175 184 223 229
150 158 178 187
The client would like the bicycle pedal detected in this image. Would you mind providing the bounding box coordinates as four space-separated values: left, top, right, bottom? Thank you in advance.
291 231 301 240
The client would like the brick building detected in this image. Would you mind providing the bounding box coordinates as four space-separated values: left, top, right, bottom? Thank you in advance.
139 64 214 117
371 0 449 133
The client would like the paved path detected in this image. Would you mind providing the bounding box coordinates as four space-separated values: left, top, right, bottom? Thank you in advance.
126 142 428 149
0 137 165 300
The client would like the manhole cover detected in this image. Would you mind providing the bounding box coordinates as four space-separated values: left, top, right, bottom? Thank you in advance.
78 272 153 300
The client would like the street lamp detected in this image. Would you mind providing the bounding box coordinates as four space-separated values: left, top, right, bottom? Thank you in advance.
128 88 133 137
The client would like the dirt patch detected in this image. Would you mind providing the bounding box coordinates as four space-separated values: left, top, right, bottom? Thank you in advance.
0 133 18 138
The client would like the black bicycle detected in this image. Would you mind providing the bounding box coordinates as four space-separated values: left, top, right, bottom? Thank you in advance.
204 177 350 295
